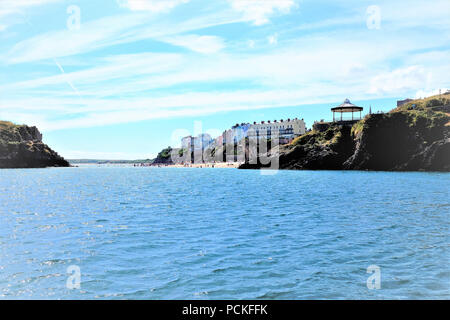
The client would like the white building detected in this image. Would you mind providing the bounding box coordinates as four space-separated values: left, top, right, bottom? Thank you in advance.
181 117 306 163
231 123 251 143
247 118 306 143
195 133 213 150
221 118 306 145
181 134 214 163
182 134 213 151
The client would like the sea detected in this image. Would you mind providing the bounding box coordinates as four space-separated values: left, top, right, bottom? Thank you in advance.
0 166 449 299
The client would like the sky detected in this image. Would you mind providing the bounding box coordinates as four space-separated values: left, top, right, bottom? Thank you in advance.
0 0 449 159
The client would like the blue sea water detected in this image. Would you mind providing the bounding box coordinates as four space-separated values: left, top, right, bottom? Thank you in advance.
0 166 449 299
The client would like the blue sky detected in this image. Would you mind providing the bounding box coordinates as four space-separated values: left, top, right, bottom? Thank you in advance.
0 0 449 159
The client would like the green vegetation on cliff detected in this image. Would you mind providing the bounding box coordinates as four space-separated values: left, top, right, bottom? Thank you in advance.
158 147 173 159
241 93 450 171
151 146 175 164
345 94 449 171
292 125 345 147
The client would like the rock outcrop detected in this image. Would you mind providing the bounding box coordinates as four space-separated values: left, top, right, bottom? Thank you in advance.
343 109 449 171
151 146 175 165
240 94 450 172
0 121 70 168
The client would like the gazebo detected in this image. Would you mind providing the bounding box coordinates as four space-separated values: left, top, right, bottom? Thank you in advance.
332 99 363 122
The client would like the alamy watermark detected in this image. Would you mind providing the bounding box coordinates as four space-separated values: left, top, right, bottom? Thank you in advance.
366 5 381 30
67 4 81 31
66 265 81 290
366 265 381 290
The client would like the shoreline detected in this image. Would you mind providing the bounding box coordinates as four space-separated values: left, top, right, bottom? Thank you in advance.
149 162 241 168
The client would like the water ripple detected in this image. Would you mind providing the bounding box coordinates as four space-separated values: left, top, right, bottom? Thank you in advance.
0 167 449 299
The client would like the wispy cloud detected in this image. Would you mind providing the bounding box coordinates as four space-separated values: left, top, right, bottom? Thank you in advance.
0 0 61 15
0 0 62 29
380 0 450 29
415 88 449 99
2 38 447 132
4 13 150 64
228 0 297 25
117 0 189 13
2 8 243 64
0 0 449 138
369 66 431 95
161 34 226 54
0 86 365 131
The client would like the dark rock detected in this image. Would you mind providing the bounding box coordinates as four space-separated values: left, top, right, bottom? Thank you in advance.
240 124 355 170
239 95 450 172
344 112 448 171
0 121 69 169
398 138 450 171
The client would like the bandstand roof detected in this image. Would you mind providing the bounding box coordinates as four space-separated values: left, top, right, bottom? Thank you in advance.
331 99 363 113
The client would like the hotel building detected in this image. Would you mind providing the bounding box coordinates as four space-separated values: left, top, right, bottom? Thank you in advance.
181 118 306 163
247 118 306 144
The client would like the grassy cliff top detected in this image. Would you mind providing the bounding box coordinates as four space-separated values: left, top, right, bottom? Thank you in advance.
0 120 19 129
393 92 450 113
291 125 343 147
0 121 19 143
352 93 450 137
291 93 450 146
0 120 43 144
0 121 29 132
352 94 449 136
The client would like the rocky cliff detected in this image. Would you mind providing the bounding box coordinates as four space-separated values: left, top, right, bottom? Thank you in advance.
240 94 450 172
0 121 70 168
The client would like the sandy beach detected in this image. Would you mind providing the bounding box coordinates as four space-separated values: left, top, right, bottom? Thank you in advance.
153 162 241 168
